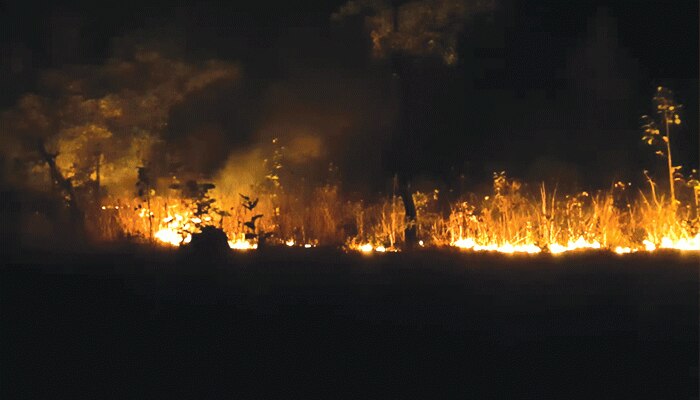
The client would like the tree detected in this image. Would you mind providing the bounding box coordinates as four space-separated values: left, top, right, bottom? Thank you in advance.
333 0 494 247
0 47 240 240
37 138 85 235
641 86 683 207
0 94 86 237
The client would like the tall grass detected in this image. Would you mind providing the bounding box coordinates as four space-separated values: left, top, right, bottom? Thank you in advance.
93 171 699 251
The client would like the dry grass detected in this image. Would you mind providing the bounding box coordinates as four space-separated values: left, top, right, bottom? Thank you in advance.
90 172 699 251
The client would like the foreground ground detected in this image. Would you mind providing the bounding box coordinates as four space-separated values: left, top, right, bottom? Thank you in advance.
2 247 698 398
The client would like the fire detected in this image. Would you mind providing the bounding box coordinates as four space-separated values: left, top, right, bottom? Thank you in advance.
5 46 697 260
448 235 700 255
641 235 700 252
352 242 398 253
228 237 257 250
451 238 541 254
658 235 700 251
643 240 657 251
283 239 316 248
154 228 191 246
548 237 601 254
144 207 260 250
359 243 374 253
106 195 700 256
151 210 194 247
94 170 699 256
614 246 634 255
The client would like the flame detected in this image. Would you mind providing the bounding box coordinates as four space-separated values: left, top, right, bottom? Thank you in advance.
154 228 191 246
451 238 541 254
614 246 634 254
147 208 258 250
100 175 700 256
548 237 601 254
146 208 699 255
352 243 398 253
643 240 656 251
283 239 316 248
150 209 194 247
449 235 700 255
136 203 700 255
228 238 257 250
639 236 700 252
359 243 374 253
658 235 700 251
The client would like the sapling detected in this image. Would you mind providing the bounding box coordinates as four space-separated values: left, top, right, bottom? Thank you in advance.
169 180 227 238
240 193 272 247
641 86 683 207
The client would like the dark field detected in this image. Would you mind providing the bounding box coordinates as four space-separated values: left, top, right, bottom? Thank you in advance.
2 248 698 399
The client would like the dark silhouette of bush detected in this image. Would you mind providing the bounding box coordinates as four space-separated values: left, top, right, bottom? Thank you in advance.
187 225 230 259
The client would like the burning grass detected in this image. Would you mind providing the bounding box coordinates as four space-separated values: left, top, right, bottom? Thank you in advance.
91 171 699 255
3 61 695 256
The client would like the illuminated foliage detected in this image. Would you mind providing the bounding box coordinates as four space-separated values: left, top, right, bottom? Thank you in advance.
0 48 240 197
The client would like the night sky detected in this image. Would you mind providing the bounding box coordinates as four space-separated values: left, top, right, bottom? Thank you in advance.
1 0 698 192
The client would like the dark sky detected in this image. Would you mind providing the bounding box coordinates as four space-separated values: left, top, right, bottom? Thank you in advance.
1 0 698 191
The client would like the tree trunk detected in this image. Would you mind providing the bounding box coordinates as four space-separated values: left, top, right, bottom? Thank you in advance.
398 177 417 249
389 9 419 250
38 140 85 237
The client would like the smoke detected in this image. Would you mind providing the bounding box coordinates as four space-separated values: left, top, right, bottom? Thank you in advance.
1 25 400 201
0 39 242 193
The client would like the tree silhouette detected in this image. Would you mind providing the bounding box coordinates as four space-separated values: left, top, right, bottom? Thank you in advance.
333 0 494 247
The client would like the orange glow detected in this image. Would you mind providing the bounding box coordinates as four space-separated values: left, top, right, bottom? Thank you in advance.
97 170 699 256
228 237 257 250
548 237 601 255
451 238 541 254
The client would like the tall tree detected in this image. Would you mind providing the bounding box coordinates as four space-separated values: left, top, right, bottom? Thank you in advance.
333 0 494 247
